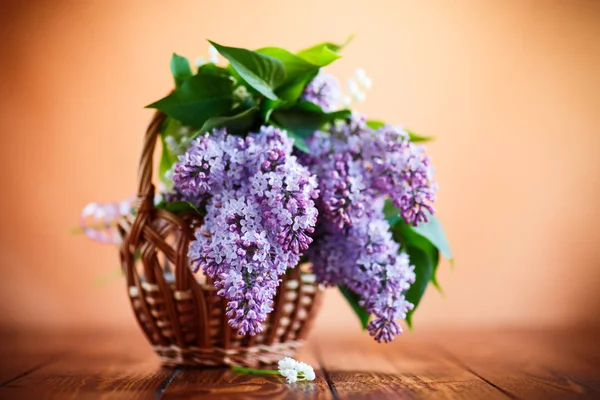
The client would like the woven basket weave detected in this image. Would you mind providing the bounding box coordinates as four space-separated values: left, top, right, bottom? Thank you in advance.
117 111 324 367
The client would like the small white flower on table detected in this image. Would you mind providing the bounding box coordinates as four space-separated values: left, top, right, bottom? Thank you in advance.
278 357 316 384
232 356 316 384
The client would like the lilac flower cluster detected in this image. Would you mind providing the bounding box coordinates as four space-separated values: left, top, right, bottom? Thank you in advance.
300 71 340 112
303 113 437 342
308 205 415 342
306 114 437 227
171 127 319 336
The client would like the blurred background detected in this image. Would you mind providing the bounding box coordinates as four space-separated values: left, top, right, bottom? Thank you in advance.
0 0 599 337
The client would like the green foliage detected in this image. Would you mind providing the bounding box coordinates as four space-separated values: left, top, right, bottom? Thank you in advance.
184 107 259 148
260 99 284 123
339 285 369 330
257 47 320 84
158 117 181 188
406 128 434 143
150 39 355 160
403 245 438 328
209 41 285 100
170 53 192 88
147 74 233 127
366 119 385 130
276 70 319 103
411 213 453 262
296 35 353 65
196 62 231 78
385 199 452 328
156 200 205 216
297 45 340 67
303 35 355 53
271 102 351 152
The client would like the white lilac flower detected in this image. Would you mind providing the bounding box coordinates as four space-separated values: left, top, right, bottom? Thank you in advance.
278 356 297 380
354 68 372 89
341 69 372 106
278 357 316 383
294 362 316 381
233 357 315 384
347 78 363 101
284 370 298 384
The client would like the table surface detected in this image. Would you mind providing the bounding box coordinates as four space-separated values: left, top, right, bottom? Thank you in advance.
0 329 598 399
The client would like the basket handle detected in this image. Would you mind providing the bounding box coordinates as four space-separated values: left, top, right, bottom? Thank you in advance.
137 111 167 202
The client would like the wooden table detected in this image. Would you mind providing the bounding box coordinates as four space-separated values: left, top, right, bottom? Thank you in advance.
0 329 598 399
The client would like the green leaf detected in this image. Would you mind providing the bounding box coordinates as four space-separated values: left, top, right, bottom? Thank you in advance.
386 199 449 326
257 47 319 84
296 36 353 66
260 98 284 123
209 40 285 100
286 131 310 153
403 244 437 328
385 199 451 262
181 107 259 149
147 74 233 127
406 128 434 143
338 285 369 330
297 45 341 67
170 53 192 88
276 70 319 103
366 119 385 130
412 212 453 262
159 200 204 216
309 35 355 53
271 102 350 151
383 198 401 226
196 62 231 78
158 117 181 188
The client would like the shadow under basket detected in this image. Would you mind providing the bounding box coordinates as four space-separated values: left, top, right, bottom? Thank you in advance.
117 111 324 368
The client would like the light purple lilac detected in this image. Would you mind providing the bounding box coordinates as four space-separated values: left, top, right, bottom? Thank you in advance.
300 71 340 112
172 127 318 336
302 113 436 342
308 205 415 343
306 113 437 227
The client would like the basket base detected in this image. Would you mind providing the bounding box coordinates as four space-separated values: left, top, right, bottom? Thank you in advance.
153 341 305 368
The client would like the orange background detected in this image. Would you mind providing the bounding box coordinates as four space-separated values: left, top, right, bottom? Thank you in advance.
1 1 599 335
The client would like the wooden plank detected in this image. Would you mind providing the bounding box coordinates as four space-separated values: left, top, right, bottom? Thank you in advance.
317 333 509 399
161 342 333 399
0 330 599 399
435 330 600 400
0 331 173 400
0 331 65 385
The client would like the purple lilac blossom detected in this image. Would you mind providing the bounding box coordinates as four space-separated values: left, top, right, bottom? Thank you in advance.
300 71 341 112
306 113 437 227
303 113 436 342
172 127 318 336
308 205 415 343
364 125 437 226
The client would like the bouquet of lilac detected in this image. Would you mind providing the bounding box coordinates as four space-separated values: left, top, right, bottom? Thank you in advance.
88 39 452 343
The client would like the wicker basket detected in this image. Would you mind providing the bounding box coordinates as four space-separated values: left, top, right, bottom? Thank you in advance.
117 111 324 367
